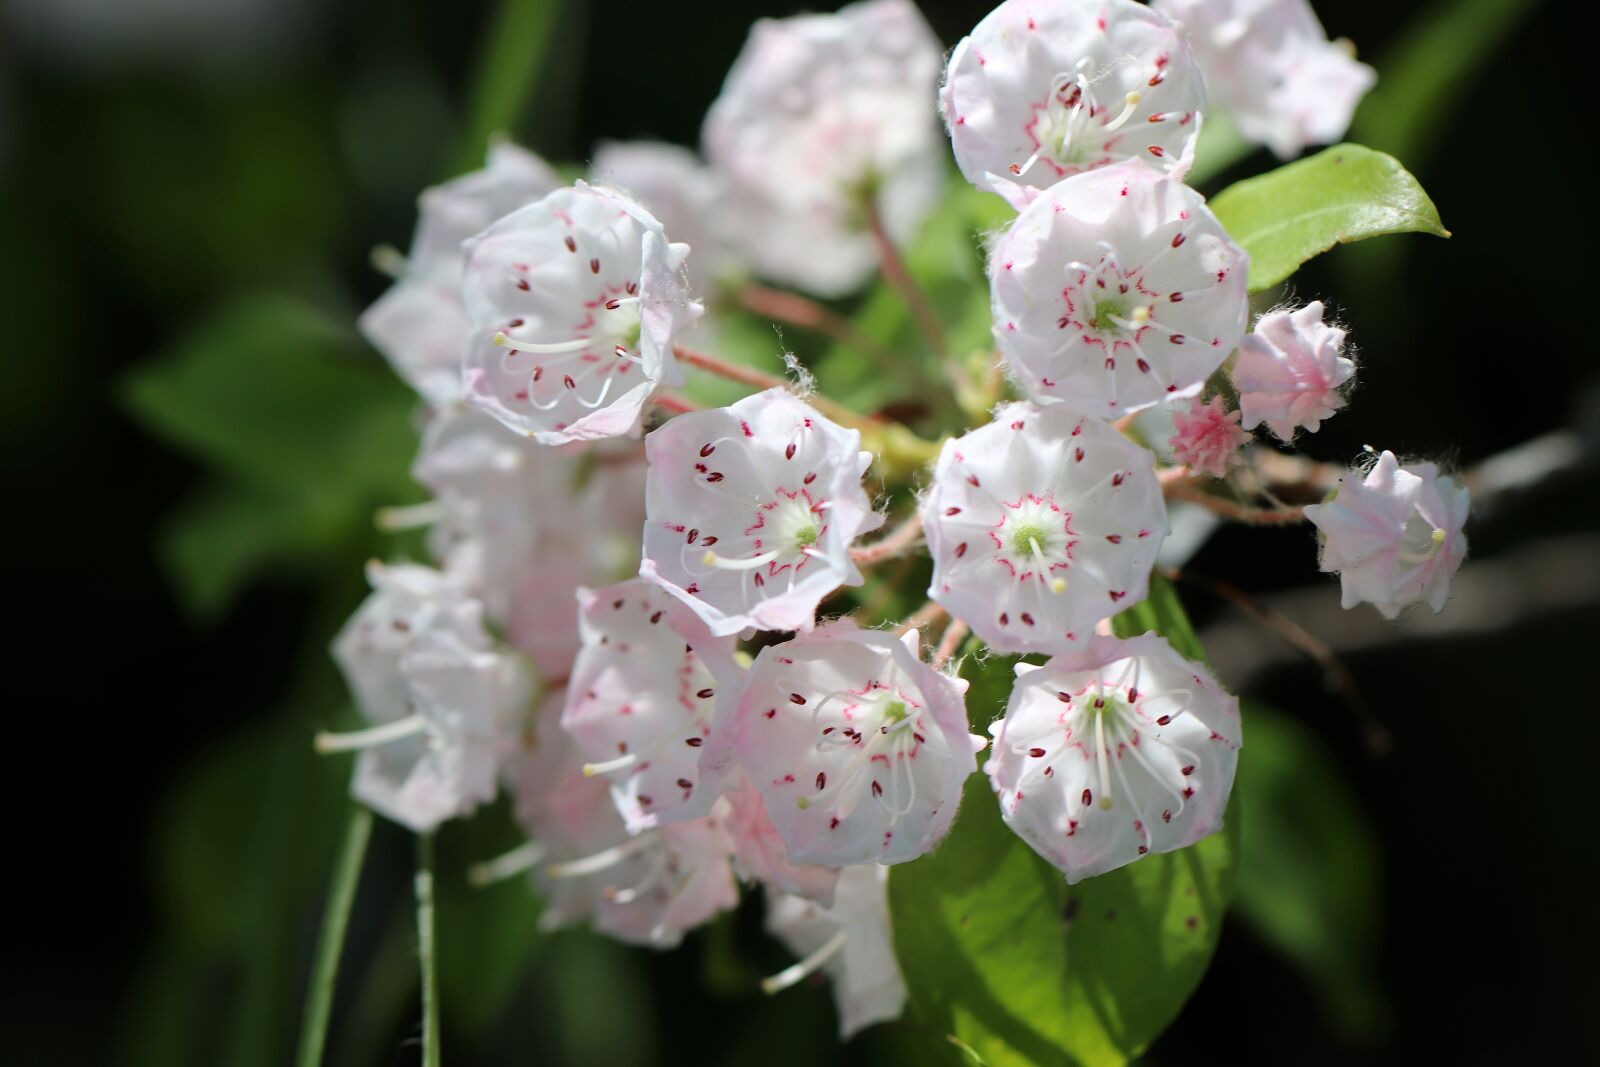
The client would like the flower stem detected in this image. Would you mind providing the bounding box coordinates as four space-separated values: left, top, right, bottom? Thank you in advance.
736 284 961 423
897 599 948 636
851 514 924 566
932 619 970 670
296 804 374 1067
864 199 947 362
415 832 441 1067
1164 479 1307 524
453 0 564 173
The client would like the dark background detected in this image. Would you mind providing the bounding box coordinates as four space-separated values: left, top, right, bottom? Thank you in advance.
3 0 1593 1063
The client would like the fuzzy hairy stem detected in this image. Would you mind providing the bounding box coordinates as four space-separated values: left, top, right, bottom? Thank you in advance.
851 514 924 566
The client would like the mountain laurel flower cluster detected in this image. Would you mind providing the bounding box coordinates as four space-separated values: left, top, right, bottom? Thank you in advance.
314 0 1462 1047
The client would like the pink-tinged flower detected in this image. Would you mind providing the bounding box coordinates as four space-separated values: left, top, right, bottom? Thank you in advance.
410 407 647 681
702 0 945 297
1303 451 1470 619
989 160 1249 417
942 0 1207 210
591 140 738 300
762 865 905 1039
360 143 560 406
1156 0 1374 159
640 388 881 636
725 772 841 906
1168 395 1250 478
708 622 983 867
461 181 702 444
1232 301 1355 440
561 580 739 833
922 403 1168 654
535 796 740 948
326 562 530 832
987 632 1241 883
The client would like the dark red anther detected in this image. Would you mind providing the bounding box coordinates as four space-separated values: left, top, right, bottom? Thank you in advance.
816 772 826 790
871 781 883 798
589 257 600 274
649 611 662 624
699 443 715 457
1171 232 1187 248
789 693 807 705
955 542 968 557
563 374 576 389
685 737 704 747
785 443 796 460
564 235 577 252
1181 765 1195 776
696 688 714 699
945 506 961 516
706 472 724 482
1029 747 1046 758
686 528 699 543
1081 788 1092 806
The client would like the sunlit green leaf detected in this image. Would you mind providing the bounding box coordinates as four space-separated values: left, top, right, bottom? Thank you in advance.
891 580 1234 1067
1209 144 1448 292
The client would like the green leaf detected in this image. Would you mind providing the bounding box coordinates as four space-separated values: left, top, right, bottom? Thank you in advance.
1233 703 1386 1040
1209 144 1449 292
1111 573 1205 663
123 294 416 496
891 580 1235 1067
455 0 565 173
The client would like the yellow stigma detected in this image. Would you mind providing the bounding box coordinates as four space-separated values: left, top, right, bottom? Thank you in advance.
1131 305 1152 324
796 796 811 810
1124 90 1141 107
1098 797 1113 811
702 550 717 566
1049 577 1067 594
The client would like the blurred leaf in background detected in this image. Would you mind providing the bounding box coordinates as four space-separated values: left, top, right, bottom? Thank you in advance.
1232 703 1386 1041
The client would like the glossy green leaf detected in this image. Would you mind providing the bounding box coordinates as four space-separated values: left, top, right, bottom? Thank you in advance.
891 580 1235 1067
1233 703 1386 1040
1209 144 1448 292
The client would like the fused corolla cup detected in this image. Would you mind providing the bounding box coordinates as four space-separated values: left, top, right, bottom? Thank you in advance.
1304 450 1470 619
724 771 841 906
561 579 739 833
326 561 529 832
987 632 1241 883
1168 395 1250 479
762 865 906 1039
922 403 1168 654
1232 301 1356 440
707 621 983 868
990 159 1249 417
942 0 1207 209
360 143 560 406
1155 0 1375 159
462 181 702 444
639 387 881 636
702 0 945 297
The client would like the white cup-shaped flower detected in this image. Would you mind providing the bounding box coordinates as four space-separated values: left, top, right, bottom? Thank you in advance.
702 0 945 297
708 622 983 868
942 0 1207 210
326 562 529 832
990 160 1249 416
1232 301 1356 440
640 387 882 636
360 143 560 406
1155 0 1375 159
762 865 906 1039
561 579 739 833
591 140 739 301
922 403 1168 654
1303 450 1470 619
462 181 702 444
988 632 1241 883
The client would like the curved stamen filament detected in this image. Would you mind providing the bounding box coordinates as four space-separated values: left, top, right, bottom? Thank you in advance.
583 751 640 777
702 548 780 571
314 714 428 754
761 928 848 995
467 840 546 887
602 849 668 904
544 834 656 879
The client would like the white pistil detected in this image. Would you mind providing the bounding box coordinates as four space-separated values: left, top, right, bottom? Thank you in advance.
1093 698 1114 811
493 332 596 355
583 751 641 777
761 928 848 995
1028 536 1067 594
314 713 428 754
543 834 656 879
467 841 546 887
375 500 447 532
702 548 781 570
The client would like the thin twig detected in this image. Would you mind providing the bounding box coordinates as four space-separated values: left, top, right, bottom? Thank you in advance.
851 514 924 566
1168 568 1392 756
863 199 948 362
415 833 441 1067
652 391 701 415
1165 479 1307 525
673 345 872 431
896 599 948 636
932 619 970 670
